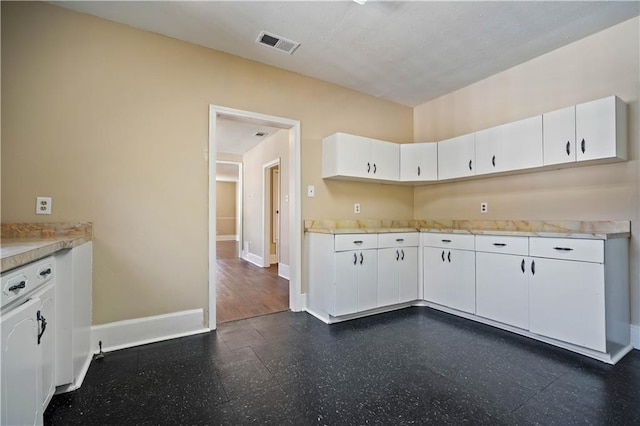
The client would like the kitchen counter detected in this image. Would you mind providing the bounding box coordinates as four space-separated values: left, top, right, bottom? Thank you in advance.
305 218 630 240
1 223 93 273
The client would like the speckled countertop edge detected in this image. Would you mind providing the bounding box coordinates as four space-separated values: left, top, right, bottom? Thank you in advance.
305 219 630 240
1 223 93 273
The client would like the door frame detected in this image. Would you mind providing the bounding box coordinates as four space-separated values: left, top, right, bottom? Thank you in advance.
208 105 302 330
215 160 243 256
263 158 280 267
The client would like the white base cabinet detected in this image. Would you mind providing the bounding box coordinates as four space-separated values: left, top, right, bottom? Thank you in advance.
377 233 419 306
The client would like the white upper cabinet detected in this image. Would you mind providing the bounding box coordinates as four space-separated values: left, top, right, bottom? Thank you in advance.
400 143 438 182
475 116 543 175
576 96 627 162
543 105 576 166
322 133 399 182
437 133 476 180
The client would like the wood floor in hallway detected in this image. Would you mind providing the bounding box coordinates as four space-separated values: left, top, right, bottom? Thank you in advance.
216 241 289 323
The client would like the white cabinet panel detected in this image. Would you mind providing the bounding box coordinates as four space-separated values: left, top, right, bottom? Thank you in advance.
423 247 449 306
335 234 378 252
475 235 528 256
400 143 438 182
399 247 419 303
378 248 400 307
437 133 475 180
357 250 378 312
423 246 475 313
529 257 606 352
576 96 627 162
322 133 399 182
38 283 56 411
476 252 529 329
378 232 419 249
1 298 41 426
543 105 576 166
422 232 475 251
476 116 543 175
529 237 603 263
334 251 360 316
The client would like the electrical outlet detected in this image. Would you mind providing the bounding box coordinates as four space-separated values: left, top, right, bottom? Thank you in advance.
354 203 361 214
36 197 52 215
480 202 488 214
307 185 315 197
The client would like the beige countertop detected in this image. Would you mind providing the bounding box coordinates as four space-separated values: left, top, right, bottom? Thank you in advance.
305 219 631 240
1 223 93 273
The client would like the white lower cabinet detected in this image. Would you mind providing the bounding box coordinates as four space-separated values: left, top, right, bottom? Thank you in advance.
423 233 476 314
476 253 530 330
335 249 377 315
38 283 56 411
528 257 605 352
378 246 418 306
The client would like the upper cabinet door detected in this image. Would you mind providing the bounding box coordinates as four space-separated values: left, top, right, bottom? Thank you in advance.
543 105 576 166
400 143 438 182
371 138 400 181
476 116 543 175
322 133 372 180
576 96 627 162
437 133 476 180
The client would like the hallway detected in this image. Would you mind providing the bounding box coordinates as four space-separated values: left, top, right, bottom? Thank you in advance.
216 241 289 323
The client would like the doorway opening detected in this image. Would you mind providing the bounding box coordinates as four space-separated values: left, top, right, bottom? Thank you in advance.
209 106 302 330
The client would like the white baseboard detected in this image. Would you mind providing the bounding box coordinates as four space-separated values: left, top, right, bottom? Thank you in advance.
91 309 209 353
55 353 93 394
632 324 640 349
216 235 238 241
295 292 307 312
278 263 290 280
241 250 264 267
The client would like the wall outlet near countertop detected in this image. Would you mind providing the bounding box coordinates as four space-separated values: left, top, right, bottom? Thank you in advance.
36 197 52 215
354 203 361 214
480 202 488 213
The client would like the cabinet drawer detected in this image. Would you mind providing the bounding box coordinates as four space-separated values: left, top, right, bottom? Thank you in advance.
475 235 529 256
422 233 474 250
378 233 419 248
530 237 603 263
334 234 378 252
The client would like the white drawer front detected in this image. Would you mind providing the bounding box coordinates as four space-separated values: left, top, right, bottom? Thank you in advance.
475 235 529 256
422 232 474 250
334 234 378 252
378 233 419 248
530 237 603 263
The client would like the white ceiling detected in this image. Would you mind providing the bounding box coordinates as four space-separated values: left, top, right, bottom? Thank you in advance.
54 1 639 107
216 117 283 154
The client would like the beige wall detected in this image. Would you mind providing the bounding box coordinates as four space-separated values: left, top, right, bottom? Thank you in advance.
1 2 413 325
414 17 640 325
216 181 236 236
242 130 289 265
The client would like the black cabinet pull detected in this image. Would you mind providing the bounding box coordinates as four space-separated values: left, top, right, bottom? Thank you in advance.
37 311 47 345
493 243 507 247
395 239 404 242
373 163 377 174
581 138 586 154
396 250 399 261
367 162 371 173
531 260 536 275
553 247 574 252
417 166 421 176
566 141 571 156
401 249 405 260
8 281 26 292
353 253 357 265
521 259 525 273
441 251 445 262
441 239 452 243
360 253 364 265
353 240 363 245
492 155 496 167
468 160 473 171
39 268 52 276
447 251 451 263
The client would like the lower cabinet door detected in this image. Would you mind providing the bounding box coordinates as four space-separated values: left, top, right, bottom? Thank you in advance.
357 250 378 312
399 247 418 303
529 257 606 352
1 298 41 426
423 247 448 306
334 251 359 316
38 284 56 410
377 248 400 307
476 253 529 329
446 249 476 314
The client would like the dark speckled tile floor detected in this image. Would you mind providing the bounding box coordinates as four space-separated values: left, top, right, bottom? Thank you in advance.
45 307 640 425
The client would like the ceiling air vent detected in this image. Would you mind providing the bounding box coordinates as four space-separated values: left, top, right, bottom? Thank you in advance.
256 31 300 55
